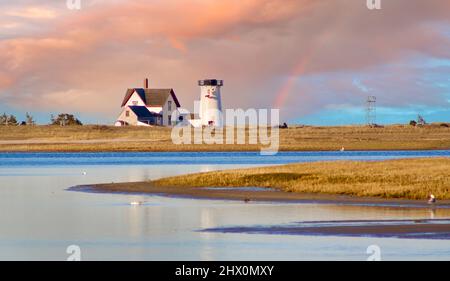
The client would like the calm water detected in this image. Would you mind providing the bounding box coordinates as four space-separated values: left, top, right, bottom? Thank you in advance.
0 151 449 261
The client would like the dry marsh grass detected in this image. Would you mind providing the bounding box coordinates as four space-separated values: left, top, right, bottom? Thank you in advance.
0 125 170 141
152 158 450 200
0 124 449 151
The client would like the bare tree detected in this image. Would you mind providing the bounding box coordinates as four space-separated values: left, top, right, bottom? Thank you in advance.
0 113 18 126
26 112 36 126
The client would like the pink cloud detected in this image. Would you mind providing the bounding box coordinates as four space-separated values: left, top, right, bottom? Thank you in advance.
0 0 449 122
5 6 58 19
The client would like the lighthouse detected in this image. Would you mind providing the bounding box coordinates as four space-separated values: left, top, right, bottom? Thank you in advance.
198 79 223 127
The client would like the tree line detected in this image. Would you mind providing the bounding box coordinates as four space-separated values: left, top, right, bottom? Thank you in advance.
0 113 82 126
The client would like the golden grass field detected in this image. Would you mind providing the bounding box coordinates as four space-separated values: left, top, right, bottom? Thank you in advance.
0 124 449 151
152 158 450 200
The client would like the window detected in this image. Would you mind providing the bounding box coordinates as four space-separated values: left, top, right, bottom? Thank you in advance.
168 115 172 126
132 101 138 105
125 110 130 117
168 101 172 111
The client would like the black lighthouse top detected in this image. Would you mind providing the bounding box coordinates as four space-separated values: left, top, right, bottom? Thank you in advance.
198 79 223 86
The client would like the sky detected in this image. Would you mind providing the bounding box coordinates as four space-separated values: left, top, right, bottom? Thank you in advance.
0 0 449 125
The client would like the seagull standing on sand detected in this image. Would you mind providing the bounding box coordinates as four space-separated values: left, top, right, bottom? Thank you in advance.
428 194 436 204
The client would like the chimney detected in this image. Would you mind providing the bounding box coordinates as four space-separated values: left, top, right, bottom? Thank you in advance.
144 78 149 89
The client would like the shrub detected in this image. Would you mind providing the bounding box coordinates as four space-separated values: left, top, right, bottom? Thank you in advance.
50 113 83 126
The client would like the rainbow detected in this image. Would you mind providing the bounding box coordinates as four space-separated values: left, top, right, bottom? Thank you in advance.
273 55 311 109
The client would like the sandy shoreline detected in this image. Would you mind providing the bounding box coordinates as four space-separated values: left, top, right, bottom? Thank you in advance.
72 182 450 208
72 179 450 240
73 183 450 239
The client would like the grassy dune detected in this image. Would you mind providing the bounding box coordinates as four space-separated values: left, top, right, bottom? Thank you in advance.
0 124 449 151
152 158 450 200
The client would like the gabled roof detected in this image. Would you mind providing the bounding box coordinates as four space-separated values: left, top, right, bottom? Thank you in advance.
128 106 161 120
121 88 181 107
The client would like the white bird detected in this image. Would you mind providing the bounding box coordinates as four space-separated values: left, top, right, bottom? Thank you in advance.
428 194 436 204
130 201 143 206
340 147 345 152
82 171 87 175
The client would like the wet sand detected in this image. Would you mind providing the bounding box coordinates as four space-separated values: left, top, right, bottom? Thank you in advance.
202 219 450 239
73 181 450 208
72 183 450 240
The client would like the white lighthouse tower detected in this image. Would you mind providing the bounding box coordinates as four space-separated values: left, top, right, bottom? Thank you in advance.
199 79 223 127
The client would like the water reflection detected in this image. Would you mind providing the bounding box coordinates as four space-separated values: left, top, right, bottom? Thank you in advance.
0 152 449 260
429 208 436 219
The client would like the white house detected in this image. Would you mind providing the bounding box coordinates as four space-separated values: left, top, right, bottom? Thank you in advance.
115 79 181 127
